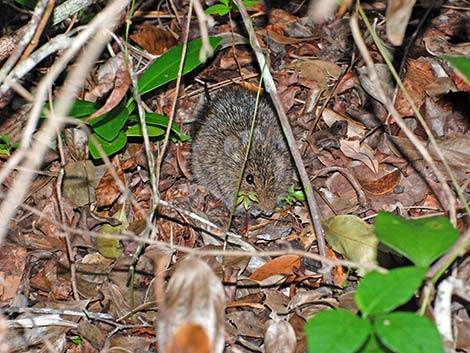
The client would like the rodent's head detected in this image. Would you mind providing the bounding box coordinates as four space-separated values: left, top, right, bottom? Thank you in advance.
224 125 295 216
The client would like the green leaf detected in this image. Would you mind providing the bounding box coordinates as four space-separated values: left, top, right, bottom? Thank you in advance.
138 36 222 95
88 102 129 142
88 130 127 159
242 0 259 8
128 112 182 135
69 336 83 345
14 0 37 9
355 266 427 317
323 215 378 276
358 334 393 353
126 124 165 137
205 4 230 15
441 55 470 83
306 309 371 353
374 313 444 353
41 100 99 119
375 212 459 267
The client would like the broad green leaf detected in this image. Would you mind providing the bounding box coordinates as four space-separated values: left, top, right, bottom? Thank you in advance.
88 102 129 142
242 0 259 7
374 313 444 353
306 309 371 353
323 215 378 276
205 4 229 15
128 112 181 135
375 212 459 267
358 334 393 353
442 55 470 83
355 266 427 317
126 124 165 137
88 130 127 159
138 36 222 95
14 0 37 9
97 205 128 259
41 100 99 119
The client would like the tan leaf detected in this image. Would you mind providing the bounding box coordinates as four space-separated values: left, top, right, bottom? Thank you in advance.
340 139 378 174
95 155 124 208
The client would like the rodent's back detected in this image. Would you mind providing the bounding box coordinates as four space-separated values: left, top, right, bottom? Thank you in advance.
191 88 295 214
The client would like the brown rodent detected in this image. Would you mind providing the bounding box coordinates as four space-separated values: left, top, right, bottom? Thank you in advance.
190 87 295 215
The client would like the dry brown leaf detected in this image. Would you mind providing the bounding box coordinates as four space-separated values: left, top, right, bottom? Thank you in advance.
353 164 401 195
95 155 125 208
249 255 301 282
395 58 436 117
264 319 297 353
86 52 131 120
159 256 225 353
340 139 378 174
0 246 26 302
287 60 342 89
130 24 177 55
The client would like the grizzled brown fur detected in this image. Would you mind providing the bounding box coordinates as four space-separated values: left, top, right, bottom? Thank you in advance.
191 88 295 214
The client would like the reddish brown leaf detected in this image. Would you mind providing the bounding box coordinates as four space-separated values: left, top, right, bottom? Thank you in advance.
249 255 301 282
130 24 177 55
95 155 125 208
395 58 436 116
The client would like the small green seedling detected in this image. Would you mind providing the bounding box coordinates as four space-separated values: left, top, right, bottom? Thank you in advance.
237 191 259 211
276 185 305 211
0 135 19 156
205 0 258 16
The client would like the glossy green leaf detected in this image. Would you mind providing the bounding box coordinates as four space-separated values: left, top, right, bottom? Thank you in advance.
374 313 444 353
138 36 222 95
41 100 99 119
375 212 459 267
442 55 470 83
126 124 165 137
205 4 229 15
306 309 371 353
323 215 378 276
358 334 393 353
88 102 129 142
128 112 181 134
88 130 127 159
355 266 427 317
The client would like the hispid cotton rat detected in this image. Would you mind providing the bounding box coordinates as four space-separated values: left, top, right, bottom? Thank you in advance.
190 87 295 216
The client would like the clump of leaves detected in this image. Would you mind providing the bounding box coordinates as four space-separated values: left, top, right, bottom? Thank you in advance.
305 212 459 353
0 135 19 156
277 185 305 210
45 36 222 159
205 0 258 16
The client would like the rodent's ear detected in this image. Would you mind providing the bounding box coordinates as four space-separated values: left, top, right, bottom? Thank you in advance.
224 135 243 156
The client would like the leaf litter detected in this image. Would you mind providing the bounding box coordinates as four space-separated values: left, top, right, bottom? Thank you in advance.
0 1 470 352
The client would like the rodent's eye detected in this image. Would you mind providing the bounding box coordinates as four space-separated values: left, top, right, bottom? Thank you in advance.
246 174 254 185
